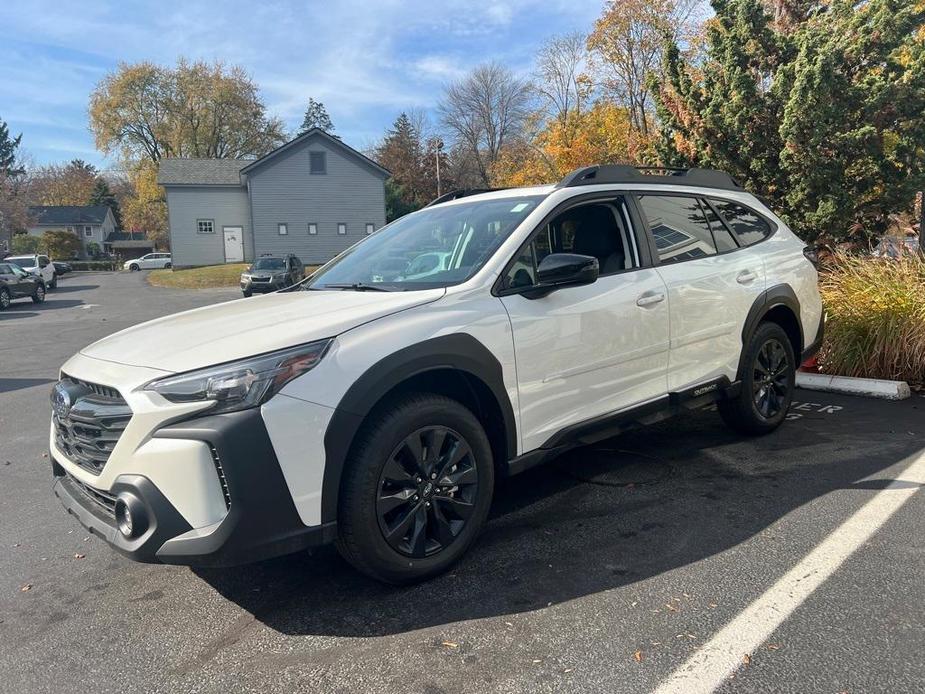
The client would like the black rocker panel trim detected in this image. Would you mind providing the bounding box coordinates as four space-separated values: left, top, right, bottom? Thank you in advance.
322 333 518 524
153 409 335 566
739 284 803 378
507 376 739 477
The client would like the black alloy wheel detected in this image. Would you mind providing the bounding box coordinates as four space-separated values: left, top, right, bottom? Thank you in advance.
752 338 790 419
376 426 478 558
0 287 10 310
32 284 46 303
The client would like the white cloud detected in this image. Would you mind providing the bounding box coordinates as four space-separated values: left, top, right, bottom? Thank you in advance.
0 0 600 164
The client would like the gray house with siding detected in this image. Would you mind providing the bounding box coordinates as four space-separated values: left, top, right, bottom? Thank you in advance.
158 129 389 267
26 206 117 259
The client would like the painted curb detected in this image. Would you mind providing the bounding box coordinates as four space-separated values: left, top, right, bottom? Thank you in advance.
796 372 911 400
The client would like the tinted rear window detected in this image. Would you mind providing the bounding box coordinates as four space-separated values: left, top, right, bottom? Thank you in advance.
637 195 718 264
711 199 772 246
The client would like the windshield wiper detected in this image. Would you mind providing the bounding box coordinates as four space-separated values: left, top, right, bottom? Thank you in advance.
317 282 393 292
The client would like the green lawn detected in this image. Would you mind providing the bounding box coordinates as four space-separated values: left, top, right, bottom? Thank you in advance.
147 263 248 289
147 263 320 289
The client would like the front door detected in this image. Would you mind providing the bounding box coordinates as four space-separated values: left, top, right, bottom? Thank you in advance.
223 227 244 263
498 198 670 453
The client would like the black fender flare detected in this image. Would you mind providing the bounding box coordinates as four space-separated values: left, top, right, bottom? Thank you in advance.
320 333 517 523
737 284 803 377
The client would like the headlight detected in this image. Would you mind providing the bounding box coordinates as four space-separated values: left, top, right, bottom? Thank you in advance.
144 339 331 414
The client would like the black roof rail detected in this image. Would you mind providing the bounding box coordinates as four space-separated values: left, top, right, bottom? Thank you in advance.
556 165 742 191
425 188 508 207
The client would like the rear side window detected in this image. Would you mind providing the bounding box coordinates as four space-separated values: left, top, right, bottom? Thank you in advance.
711 199 772 246
637 195 718 265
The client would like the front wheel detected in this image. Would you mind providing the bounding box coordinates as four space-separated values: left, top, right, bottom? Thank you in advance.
48 275 57 290
336 393 494 584
719 321 796 435
0 287 10 310
32 284 46 304
242 290 252 298
129 263 140 272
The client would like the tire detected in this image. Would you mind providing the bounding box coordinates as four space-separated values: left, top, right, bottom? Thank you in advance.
242 290 252 298
129 263 140 272
336 393 495 584
164 262 172 269
0 287 10 310
49 275 57 290
32 283 46 304
719 321 796 435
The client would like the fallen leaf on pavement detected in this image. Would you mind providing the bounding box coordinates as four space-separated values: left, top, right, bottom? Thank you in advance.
633 650 643 663
441 641 458 649
532 659 542 664
743 654 751 666
665 603 678 612
767 644 781 651
20 584 32 592
709 603 718 608
74 553 85 559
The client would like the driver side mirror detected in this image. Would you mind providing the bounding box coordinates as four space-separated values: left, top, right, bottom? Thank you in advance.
521 253 599 299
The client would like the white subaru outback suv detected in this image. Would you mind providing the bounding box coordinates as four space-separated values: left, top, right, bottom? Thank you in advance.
50 166 823 584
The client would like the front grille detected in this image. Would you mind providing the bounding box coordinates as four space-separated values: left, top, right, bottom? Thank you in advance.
53 375 132 475
66 472 117 520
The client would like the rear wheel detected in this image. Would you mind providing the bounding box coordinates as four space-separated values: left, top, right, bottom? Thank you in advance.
336 393 494 584
164 262 172 269
32 283 46 304
0 287 10 310
719 321 795 435
48 275 57 290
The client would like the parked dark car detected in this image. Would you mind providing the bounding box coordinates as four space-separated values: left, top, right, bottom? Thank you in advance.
0 261 46 309
240 254 305 297
52 261 72 276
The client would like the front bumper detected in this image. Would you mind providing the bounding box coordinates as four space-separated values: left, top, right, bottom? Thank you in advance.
240 276 286 293
52 408 337 567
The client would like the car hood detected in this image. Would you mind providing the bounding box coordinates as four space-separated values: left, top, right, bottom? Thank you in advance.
80 288 446 373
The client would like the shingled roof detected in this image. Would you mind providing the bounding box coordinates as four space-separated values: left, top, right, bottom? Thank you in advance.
29 206 111 225
157 158 249 186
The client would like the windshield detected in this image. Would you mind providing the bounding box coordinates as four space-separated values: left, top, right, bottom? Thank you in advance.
251 258 286 271
308 195 545 290
7 257 34 268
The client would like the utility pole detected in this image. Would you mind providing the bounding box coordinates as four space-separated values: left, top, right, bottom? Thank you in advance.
434 138 444 197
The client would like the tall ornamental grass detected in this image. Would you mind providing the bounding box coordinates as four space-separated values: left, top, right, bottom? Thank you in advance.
818 251 925 383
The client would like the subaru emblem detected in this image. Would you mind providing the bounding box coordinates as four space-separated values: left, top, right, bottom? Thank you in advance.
51 383 72 420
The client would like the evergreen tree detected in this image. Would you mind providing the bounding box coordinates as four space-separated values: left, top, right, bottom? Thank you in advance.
88 177 122 228
298 98 335 134
376 113 429 213
0 117 24 177
653 0 925 243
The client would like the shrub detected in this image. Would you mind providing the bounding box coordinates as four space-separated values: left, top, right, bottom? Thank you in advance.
818 251 925 383
68 260 119 271
11 234 40 254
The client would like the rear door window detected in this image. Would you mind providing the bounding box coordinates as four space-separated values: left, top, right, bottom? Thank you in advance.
637 195 718 265
710 199 772 246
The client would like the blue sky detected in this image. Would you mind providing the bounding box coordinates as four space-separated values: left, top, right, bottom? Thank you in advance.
1 0 602 169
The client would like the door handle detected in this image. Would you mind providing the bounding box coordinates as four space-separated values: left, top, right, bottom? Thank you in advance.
636 291 666 307
736 270 758 285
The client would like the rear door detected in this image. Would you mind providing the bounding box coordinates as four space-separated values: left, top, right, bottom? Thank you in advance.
634 194 766 391
498 195 670 452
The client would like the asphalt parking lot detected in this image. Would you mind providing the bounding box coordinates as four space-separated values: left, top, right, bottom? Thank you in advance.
1 271 923 694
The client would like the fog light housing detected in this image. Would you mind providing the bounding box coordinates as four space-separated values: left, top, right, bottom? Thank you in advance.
114 493 147 538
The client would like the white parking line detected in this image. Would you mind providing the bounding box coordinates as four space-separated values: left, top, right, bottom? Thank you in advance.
654 450 925 694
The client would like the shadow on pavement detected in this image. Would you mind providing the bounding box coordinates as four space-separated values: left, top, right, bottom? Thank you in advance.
50 284 99 294
0 377 55 394
194 396 923 638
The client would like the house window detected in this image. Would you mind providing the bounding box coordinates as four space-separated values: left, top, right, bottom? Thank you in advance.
278 223 288 235
337 223 346 235
197 219 215 234
365 223 374 235
309 151 326 175
308 223 317 235
84 226 93 237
